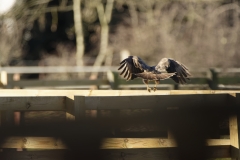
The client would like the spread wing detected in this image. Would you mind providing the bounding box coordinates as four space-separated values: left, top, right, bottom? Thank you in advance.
158 58 191 84
118 56 151 80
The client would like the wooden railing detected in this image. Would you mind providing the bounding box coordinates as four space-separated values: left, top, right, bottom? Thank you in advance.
0 90 239 159
0 66 240 90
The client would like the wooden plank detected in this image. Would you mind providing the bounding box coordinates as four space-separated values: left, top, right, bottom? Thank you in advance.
0 66 119 73
205 139 230 146
83 94 231 110
0 71 7 86
0 97 66 111
0 89 238 97
219 77 240 84
12 79 109 87
1 137 67 149
0 137 230 149
230 115 239 148
100 138 177 149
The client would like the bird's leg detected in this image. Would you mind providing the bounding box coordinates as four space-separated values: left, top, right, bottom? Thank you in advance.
153 80 160 92
143 79 151 92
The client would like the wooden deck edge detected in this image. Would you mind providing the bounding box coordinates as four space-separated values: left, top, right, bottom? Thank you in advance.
0 137 230 149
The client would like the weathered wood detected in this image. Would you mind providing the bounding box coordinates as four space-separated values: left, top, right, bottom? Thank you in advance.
228 93 240 159
0 66 119 73
0 97 66 111
83 94 232 110
0 110 14 126
74 96 85 121
65 97 75 121
205 139 230 146
12 79 109 88
1 66 240 90
230 115 239 149
0 71 7 86
0 89 238 97
1 137 67 149
0 137 230 149
100 138 177 149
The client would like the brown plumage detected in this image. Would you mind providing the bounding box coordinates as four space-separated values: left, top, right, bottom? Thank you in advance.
118 56 191 92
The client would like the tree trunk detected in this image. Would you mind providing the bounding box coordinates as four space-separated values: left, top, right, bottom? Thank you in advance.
90 0 114 80
73 0 85 73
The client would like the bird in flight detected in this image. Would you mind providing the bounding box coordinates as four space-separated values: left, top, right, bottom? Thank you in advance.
118 56 191 92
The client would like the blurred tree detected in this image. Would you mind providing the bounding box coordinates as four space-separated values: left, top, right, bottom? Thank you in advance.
73 0 84 67
0 0 52 66
89 0 114 80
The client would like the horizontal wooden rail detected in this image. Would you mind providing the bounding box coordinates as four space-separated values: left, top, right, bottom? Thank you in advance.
0 97 66 111
76 94 235 110
11 79 109 88
0 66 210 74
1 66 240 89
0 137 230 149
0 66 119 73
0 89 237 97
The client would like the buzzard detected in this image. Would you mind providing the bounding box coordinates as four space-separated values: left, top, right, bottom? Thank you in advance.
118 56 191 92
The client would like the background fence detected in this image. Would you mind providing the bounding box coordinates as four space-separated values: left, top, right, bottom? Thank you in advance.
1 66 240 90
0 90 239 159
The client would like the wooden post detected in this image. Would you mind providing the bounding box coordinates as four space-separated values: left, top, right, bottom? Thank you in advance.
230 115 239 160
230 93 240 159
208 68 218 90
107 71 119 90
74 96 85 121
173 84 179 90
0 71 7 88
6 74 13 89
65 97 75 121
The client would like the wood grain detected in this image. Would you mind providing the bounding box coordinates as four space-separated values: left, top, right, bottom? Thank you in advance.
0 137 229 149
0 97 66 111
83 94 231 110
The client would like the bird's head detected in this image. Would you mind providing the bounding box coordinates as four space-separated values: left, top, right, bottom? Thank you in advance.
155 58 169 72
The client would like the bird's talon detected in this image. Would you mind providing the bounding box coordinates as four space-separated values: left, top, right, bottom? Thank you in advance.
153 87 157 92
147 88 151 92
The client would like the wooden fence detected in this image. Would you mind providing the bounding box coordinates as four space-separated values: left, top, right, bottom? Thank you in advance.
0 90 239 159
1 66 240 90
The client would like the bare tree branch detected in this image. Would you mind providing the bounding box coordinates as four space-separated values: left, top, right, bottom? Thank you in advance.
90 0 114 80
73 0 85 68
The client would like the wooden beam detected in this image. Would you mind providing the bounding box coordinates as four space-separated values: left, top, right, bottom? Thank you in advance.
230 115 239 149
0 137 230 149
12 79 109 87
0 97 66 111
1 137 67 149
0 66 119 73
100 138 177 149
0 89 238 97
205 139 230 146
82 94 232 110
